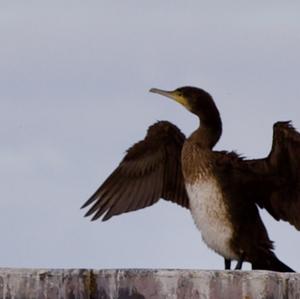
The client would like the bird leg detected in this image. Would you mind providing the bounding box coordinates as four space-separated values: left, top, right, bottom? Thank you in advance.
224 259 231 270
235 254 245 270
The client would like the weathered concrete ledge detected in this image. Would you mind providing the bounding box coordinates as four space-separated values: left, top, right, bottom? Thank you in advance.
0 268 299 299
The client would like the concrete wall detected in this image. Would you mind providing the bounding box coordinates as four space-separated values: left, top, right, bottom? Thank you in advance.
0 268 299 299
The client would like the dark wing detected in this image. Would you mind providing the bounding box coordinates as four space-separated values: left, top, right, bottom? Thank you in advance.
245 121 300 229
81 121 189 221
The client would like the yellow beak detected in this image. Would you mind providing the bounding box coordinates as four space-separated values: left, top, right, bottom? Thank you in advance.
149 88 190 109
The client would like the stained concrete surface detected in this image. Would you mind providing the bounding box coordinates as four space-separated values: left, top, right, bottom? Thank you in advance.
0 268 298 299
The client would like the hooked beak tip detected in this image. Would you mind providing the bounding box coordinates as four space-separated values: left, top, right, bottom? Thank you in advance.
149 88 158 93
149 88 173 97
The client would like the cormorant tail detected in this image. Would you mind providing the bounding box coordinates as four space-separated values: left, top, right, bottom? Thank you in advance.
252 253 294 272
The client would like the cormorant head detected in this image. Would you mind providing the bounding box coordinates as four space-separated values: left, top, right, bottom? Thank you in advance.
150 86 222 148
149 86 215 116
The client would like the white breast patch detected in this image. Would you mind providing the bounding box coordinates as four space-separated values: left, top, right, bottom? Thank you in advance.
186 177 238 260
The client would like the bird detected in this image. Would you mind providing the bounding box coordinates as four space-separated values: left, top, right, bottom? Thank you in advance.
81 86 299 272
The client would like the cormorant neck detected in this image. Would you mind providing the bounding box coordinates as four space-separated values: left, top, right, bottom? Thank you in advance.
189 105 222 149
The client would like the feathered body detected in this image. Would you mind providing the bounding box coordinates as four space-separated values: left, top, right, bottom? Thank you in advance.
182 142 276 268
184 157 237 259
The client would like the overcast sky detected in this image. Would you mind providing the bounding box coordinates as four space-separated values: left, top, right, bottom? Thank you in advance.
1 1 300 271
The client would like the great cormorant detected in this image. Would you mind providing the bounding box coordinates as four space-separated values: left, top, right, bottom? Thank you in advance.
82 86 299 272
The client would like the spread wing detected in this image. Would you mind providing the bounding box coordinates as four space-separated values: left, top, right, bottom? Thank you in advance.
245 121 300 229
81 121 189 221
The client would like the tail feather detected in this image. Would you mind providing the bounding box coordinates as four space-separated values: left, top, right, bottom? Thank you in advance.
252 253 295 272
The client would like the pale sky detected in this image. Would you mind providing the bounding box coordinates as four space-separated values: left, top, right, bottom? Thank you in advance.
1 1 300 271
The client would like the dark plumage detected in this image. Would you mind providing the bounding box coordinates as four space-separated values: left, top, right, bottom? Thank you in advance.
82 121 189 221
82 86 299 272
